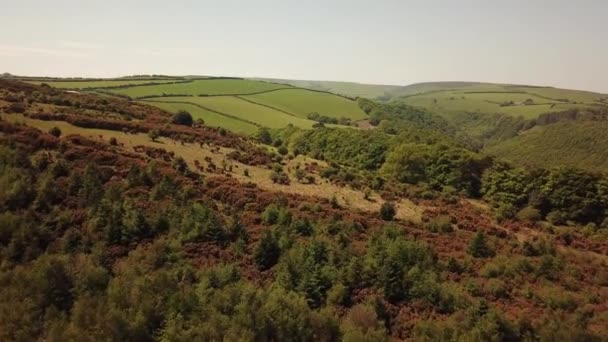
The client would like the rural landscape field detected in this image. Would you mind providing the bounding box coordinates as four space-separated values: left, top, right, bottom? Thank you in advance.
2 1 608 341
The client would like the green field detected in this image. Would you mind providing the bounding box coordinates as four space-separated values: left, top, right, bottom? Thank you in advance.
400 90 593 119
394 83 607 120
28 77 370 134
26 79 180 89
241 88 368 120
141 100 258 135
484 121 608 172
109 79 290 98
149 96 316 129
252 78 403 98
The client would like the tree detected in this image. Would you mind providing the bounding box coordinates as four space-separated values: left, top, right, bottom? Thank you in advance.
48 127 62 138
254 230 280 270
256 128 272 145
468 231 494 258
379 202 396 221
172 110 193 126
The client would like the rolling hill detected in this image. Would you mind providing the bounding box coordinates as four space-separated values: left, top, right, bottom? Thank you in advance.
11 75 608 173
2 79 608 340
19 77 369 135
485 120 608 172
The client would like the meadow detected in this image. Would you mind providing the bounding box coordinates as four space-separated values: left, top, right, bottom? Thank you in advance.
26 79 180 89
241 88 368 120
397 83 606 119
108 79 290 98
27 77 370 134
140 100 259 135
252 77 403 98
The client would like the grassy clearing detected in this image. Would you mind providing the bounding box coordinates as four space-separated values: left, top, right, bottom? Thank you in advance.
0 113 423 222
26 79 179 89
155 96 316 129
484 121 608 172
140 100 258 135
108 79 290 98
242 88 368 120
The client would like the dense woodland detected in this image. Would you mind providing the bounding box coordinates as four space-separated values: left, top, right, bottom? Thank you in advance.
1 80 608 341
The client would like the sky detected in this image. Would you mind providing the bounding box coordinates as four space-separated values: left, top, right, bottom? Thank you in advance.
1 0 607 93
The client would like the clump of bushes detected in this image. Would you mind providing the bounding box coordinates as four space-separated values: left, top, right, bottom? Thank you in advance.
424 215 453 233
379 202 396 221
172 110 193 126
516 206 541 222
48 127 62 138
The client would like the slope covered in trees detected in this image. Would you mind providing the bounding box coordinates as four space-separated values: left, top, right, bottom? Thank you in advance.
2 80 608 341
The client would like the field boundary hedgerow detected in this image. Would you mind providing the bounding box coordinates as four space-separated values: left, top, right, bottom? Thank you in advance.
140 99 263 128
233 95 301 118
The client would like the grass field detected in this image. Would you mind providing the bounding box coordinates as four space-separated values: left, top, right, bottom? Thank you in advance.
27 77 369 134
394 82 607 120
109 79 290 98
241 88 368 120
252 78 403 98
26 79 180 89
484 121 608 172
156 96 316 129
401 90 593 119
140 100 259 135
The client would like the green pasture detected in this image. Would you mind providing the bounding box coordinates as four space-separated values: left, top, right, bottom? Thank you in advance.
241 88 368 120
26 79 179 89
141 100 258 135
109 79 290 98
155 96 316 129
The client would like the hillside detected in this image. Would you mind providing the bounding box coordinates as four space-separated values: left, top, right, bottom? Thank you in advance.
14 75 608 174
3 79 608 340
251 77 404 99
25 77 368 135
485 120 608 172
397 83 605 120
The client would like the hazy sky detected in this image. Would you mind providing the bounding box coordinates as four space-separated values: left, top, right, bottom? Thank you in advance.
1 0 607 92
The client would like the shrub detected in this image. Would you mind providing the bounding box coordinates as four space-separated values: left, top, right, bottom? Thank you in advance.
546 211 565 225
495 203 516 222
254 230 280 270
517 206 541 222
379 202 396 221
327 283 349 306
277 146 288 155
148 129 160 142
486 279 508 299
7 102 26 113
468 231 494 258
271 171 290 185
172 110 193 126
48 127 62 138
425 215 453 233
109 137 118 146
